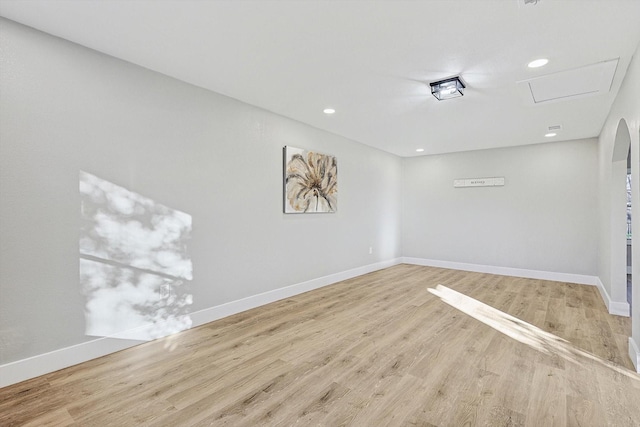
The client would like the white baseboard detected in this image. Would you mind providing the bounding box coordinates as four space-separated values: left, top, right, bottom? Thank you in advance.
0 258 402 388
595 277 630 317
189 258 402 328
0 337 142 389
630 337 640 373
402 257 599 286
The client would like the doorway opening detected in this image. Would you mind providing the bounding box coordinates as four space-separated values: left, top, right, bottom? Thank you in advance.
612 118 631 316
627 147 632 311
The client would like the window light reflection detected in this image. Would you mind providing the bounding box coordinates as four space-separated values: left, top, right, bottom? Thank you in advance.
79 171 193 342
428 284 640 381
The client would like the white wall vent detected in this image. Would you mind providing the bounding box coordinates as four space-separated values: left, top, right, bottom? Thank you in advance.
454 177 505 188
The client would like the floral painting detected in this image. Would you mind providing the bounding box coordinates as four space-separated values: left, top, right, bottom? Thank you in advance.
284 146 337 213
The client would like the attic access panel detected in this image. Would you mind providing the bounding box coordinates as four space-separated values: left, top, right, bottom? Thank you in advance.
518 58 618 105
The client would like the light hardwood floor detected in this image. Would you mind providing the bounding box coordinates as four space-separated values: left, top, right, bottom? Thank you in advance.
1 264 639 426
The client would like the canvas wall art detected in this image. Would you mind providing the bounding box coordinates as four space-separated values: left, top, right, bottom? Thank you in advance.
284 146 338 213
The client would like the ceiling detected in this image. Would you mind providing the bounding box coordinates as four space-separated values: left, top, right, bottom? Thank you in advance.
1 0 639 157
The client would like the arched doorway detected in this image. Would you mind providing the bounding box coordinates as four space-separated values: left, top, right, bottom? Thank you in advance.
611 119 631 316
627 147 632 310
633 128 640 372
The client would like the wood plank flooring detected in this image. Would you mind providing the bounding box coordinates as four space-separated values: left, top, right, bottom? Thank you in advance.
1 264 639 426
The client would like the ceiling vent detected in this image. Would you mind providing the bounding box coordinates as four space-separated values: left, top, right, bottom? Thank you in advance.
517 58 618 105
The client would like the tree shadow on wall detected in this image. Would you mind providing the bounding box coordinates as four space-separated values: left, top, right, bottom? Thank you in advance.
79 171 193 342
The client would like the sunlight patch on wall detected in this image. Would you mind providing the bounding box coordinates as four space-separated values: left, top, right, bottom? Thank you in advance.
79 171 193 341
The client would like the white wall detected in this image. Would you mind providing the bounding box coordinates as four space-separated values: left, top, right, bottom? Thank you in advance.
402 139 599 276
0 18 402 373
597 41 640 371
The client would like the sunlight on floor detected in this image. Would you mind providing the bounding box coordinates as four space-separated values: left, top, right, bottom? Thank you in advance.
428 284 640 381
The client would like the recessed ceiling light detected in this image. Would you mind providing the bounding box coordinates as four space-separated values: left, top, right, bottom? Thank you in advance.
416 148 424 152
323 108 335 114
545 132 557 137
528 58 549 68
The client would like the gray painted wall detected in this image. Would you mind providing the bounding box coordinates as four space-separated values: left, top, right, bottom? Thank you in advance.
597 40 640 356
0 19 402 364
402 140 599 275
1 16 630 372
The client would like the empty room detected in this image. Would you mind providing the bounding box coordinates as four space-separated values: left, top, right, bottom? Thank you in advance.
1 1 640 425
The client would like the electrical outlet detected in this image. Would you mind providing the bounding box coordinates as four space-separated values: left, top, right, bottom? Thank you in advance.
369 247 373 254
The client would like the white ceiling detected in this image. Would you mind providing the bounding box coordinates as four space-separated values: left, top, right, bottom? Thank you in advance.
1 0 639 157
